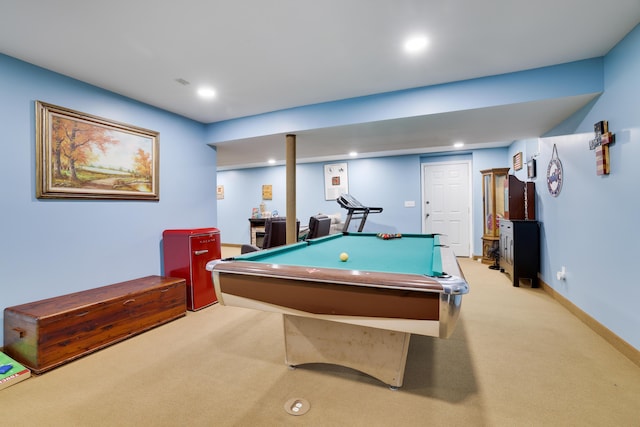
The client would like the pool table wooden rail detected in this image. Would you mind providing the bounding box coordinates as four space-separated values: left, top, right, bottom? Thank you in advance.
213 261 444 292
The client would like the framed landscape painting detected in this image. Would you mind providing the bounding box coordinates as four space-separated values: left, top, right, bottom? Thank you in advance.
36 101 159 200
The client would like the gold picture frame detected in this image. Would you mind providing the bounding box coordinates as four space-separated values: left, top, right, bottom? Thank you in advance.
262 184 272 200
36 101 159 200
513 152 523 171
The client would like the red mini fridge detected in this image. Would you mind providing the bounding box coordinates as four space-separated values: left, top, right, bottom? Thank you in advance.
162 228 221 310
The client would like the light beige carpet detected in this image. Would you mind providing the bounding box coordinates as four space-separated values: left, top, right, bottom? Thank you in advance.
1 258 639 426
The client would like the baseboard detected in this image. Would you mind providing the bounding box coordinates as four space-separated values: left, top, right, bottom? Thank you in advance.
540 279 640 368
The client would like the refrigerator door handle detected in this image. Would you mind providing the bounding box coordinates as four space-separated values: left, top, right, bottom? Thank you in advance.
194 249 209 256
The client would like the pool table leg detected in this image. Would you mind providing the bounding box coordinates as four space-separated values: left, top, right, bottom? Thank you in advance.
282 314 411 388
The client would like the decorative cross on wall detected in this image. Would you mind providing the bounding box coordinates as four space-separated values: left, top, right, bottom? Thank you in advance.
589 120 615 175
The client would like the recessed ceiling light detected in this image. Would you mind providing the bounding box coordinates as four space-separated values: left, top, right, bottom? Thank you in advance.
349 151 358 157
404 36 429 53
454 142 464 148
268 159 276 165
197 87 216 99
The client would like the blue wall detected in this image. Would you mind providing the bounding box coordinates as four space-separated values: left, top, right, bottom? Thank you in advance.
527 24 640 350
218 148 508 255
217 155 427 242
0 54 217 343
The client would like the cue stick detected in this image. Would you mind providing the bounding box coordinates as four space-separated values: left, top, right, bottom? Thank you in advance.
286 134 297 244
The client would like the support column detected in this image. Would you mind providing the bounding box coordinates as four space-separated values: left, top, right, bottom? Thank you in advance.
286 134 297 244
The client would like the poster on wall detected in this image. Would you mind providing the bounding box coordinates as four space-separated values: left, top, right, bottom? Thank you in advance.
262 184 272 200
324 162 348 200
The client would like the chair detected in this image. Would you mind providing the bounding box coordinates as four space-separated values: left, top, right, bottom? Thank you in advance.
241 217 299 254
306 215 331 240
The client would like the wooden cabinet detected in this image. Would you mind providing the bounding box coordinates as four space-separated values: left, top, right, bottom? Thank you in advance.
505 175 536 220
499 220 540 287
3 276 186 374
480 168 509 263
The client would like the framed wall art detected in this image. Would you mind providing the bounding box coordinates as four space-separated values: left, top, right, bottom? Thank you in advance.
323 162 348 200
262 184 272 200
36 101 159 200
513 152 523 171
527 158 537 179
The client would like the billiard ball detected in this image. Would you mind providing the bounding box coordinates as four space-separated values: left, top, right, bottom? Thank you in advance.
339 252 349 261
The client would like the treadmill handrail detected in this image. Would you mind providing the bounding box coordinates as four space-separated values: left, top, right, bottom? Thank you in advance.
337 194 383 232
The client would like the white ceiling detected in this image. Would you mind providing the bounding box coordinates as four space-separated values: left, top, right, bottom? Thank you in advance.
2 1 639 168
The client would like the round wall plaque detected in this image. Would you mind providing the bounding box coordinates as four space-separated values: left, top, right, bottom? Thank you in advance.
546 144 563 197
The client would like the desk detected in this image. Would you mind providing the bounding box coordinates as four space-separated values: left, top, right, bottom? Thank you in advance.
207 232 469 387
248 218 266 246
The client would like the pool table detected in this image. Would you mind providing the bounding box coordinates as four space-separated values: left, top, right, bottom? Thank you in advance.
206 232 469 388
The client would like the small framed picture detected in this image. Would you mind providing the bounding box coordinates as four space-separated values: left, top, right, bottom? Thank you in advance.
527 158 537 179
262 184 272 200
324 162 348 200
513 152 523 171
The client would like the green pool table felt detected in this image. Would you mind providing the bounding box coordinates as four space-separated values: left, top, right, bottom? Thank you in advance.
235 233 444 277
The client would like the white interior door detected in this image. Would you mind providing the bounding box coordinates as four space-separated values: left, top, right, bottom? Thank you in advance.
422 162 471 257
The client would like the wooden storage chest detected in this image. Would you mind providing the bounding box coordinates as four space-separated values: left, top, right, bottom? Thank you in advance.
3 275 186 374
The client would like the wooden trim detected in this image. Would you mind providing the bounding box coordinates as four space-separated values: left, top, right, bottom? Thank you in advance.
540 279 640 368
221 243 242 248
218 273 441 320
